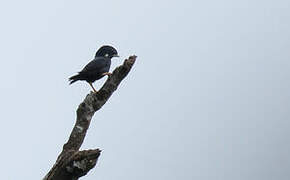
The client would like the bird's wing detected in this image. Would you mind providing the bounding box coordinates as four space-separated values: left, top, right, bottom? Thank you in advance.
80 58 107 73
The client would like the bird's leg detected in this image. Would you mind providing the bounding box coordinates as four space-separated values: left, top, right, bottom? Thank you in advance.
88 82 97 93
102 72 112 76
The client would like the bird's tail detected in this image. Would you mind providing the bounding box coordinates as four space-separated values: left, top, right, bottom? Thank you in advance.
69 74 81 85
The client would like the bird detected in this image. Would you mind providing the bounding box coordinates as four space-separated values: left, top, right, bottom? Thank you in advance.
69 45 119 92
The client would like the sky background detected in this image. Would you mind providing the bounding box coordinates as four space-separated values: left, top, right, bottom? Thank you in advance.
0 0 289 179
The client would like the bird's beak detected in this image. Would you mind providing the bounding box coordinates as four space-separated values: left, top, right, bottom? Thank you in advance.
112 54 120 58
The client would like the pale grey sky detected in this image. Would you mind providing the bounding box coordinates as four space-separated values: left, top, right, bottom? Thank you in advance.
0 0 289 179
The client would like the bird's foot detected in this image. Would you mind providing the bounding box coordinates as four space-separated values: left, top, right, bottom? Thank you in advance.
102 72 112 77
88 82 98 93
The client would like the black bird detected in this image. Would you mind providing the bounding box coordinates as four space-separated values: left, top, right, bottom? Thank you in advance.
69 45 119 92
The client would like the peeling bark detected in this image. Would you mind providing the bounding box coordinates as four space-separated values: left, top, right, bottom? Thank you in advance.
43 55 137 180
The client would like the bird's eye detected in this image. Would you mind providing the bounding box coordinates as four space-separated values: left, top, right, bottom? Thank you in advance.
105 53 109 57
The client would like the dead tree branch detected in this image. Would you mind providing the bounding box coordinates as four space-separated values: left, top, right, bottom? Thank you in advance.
43 55 137 180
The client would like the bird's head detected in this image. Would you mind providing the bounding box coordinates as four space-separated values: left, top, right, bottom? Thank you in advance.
95 45 119 58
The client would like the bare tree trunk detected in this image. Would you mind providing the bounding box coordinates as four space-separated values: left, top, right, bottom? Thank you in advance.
43 55 137 180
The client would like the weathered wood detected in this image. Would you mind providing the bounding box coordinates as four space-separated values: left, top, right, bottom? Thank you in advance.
43 55 137 180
